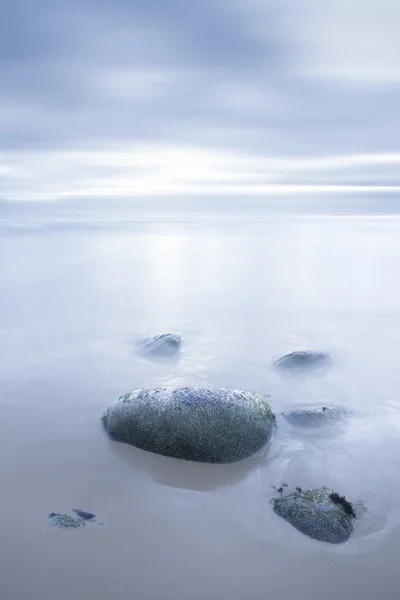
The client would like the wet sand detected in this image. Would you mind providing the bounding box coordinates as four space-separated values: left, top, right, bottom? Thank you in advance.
1 208 400 599
1 378 399 600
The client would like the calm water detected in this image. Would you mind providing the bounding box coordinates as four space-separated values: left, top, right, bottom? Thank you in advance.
1 202 400 598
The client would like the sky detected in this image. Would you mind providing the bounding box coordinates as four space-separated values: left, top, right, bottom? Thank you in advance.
1 0 400 200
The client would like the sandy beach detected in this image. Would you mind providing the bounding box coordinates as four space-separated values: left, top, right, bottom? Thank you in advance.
1 207 400 599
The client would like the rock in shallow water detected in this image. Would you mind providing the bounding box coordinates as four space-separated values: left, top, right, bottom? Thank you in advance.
136 333 181 358
272 487 362 544
282 405 352 428
72 508 96 521
49 513 86 529
273 351 331 372
102 387 276 463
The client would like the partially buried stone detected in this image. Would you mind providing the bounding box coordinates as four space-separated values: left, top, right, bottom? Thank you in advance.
272 487 362 544
273 351 331 372
72 509 96 520
282 405 352 428
136 333 181 358
49 513 86 529
102 387 276 463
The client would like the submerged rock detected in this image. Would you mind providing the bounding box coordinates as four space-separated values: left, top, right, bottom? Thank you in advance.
136 333 181 358
282 405 352 428
272 486 362 544
49 513 86 529
102 387 276 463
273 351 331 372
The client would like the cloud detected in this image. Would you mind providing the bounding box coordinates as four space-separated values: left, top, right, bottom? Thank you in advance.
284 0 400 81
2 145 400 201
1 0 399 199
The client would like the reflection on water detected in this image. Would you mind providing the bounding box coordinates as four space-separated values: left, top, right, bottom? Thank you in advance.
109 438 273 492
1 206 400 556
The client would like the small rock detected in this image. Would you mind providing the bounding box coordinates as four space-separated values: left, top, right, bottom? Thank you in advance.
282 405 352 428
136 333 181 358
49 513 86 529
273 351 331 372
72 509 96 521
102 386 276 463
272 486 363 544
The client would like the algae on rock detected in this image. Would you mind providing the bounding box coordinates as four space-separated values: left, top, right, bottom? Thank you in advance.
49 513 86 529
272 486 363 544
102 386 276 463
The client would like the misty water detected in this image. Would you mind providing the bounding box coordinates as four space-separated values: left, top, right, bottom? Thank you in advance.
1 200 400 598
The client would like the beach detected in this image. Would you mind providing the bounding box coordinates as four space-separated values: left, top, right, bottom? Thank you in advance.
1 202 400 599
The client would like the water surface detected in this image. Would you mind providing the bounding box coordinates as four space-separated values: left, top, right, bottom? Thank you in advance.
1 202 400 599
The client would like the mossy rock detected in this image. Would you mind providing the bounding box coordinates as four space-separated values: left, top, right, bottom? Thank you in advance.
282 405 352 428
272 486 362 544
102 387 276 463
136 333 181 358
273 351 331 372
49 513 86 529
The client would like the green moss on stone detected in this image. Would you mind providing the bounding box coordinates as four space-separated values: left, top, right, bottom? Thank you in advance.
102 386 276 463
49 513 86 529
119 390 134 403
272 486 361 544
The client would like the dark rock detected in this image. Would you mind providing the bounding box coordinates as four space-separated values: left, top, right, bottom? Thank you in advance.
282 405 352 428
273 351 331 372
49 513 86 529
136 333 181 358
102 386 276 463
272 486 363 544
72 509 96 521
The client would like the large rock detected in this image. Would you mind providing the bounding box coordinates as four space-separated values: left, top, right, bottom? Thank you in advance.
272 486 361 544
273 351 331 372
136 333 181 358
282 405 352 428
102 387 276 463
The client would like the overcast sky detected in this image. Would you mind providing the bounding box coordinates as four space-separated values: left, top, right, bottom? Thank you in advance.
1 0 400 200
